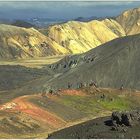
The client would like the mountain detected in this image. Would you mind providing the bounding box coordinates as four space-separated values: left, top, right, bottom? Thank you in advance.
74 16 99 22
0 24 68 59
28 17 68 27
45 19 125 54
74 16 115 22
0 18 126 59
1 7 140 59
116 8 140 35
0 19 12 25
44 33 140 90
12 20 36 28
0 18 125 59
40 7 140 56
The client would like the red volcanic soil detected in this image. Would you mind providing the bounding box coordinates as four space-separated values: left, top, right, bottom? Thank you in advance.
61 89 87 96
0 95 66 129
0 89 88 129
47 89 87 99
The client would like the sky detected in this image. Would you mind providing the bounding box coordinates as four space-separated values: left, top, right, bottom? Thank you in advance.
0 1 140 20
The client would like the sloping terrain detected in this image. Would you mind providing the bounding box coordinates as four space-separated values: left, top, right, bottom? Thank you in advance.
43 33 140 90
1 7 140 59
42 7 140 54
0 24 68 59
116 8 140 35
0 65 52 91
4 32 140 99
48 114 140 139
38 7 140 55
0 19 125 59
44 19 125 53
0 111 47 139
0 87 140 138
1 7 140 139
11 20 36 28
0 7 140 111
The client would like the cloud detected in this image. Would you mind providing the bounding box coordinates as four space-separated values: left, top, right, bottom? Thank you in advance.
0 1 139 20
0 1 135 9
65 1 134 6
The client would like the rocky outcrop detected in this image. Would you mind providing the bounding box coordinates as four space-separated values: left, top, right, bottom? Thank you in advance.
110 110 140 132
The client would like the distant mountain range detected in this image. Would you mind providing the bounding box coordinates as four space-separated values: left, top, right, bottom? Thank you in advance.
11 20 36 28
27 17 69 27
74 16 115 22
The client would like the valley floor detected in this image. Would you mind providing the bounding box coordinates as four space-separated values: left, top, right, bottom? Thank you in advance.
0 55 65 68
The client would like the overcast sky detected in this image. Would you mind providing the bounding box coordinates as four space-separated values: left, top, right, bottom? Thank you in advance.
0 1 139 20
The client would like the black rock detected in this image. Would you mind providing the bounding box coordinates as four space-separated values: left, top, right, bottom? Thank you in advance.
111 110 140 129
111 111 122 125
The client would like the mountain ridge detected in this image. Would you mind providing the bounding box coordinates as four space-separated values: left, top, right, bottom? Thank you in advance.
0 7 139 59
116 7 140 35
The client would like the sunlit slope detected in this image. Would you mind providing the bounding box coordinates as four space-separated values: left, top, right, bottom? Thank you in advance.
45 19 125 53
1 7 140 59
116 8 140 35
101 19 125 36
0 24 68 59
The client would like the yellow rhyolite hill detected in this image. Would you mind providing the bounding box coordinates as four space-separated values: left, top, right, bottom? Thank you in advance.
116 8 140 35
46 19 126 54
0 24 68 59
1 7 140 59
